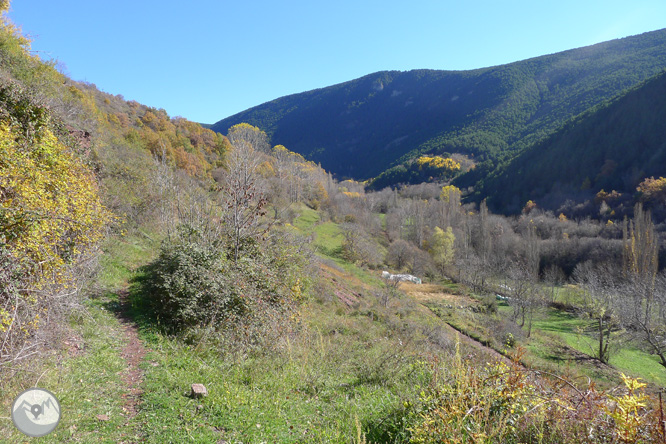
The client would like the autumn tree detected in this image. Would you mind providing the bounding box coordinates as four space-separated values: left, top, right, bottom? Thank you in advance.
415 155 461 178
636 176 666 206
622 203 666 368
227 122 270 153
220 124 269 262
622 203 658 281
0 81 110 362
0 88 109 281
430 226 455 274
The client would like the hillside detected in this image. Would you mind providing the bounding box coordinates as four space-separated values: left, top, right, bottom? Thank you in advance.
474 70 666 214
4 5 666 442
211 29 666 181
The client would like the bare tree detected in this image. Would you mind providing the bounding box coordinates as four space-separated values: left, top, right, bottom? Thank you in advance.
437 185 463 229
573 261 623 364
543 264 566 303
220 126 269 262
340 222 382 267
386 239 414 271
478 199 492 266
505 262 542 338
622 203 665 368
380 274 401 307
405 199 429 248
626 273 666 368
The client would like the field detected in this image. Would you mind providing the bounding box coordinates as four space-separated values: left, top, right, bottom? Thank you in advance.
2 210 665 442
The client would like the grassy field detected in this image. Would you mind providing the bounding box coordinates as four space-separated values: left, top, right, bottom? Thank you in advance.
499 302 666 388
3 212 666 442
1 225 455 442
291 204 383 287
130 301 430 443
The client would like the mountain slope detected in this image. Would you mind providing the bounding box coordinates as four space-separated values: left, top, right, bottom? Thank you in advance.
211 29 666 180
475 70 666 214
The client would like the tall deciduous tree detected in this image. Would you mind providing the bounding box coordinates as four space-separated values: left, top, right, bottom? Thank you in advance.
430 226 455 273
220 124 268 262
227 122 270 153
622 203 666 368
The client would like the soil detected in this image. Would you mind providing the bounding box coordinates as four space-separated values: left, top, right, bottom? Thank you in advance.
116 289 148 421
399 282 512 364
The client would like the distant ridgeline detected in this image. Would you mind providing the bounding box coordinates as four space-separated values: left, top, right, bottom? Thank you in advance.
469 70 666 215
211 28 666 208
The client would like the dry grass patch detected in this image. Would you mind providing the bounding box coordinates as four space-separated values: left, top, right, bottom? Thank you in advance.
399 282 479 308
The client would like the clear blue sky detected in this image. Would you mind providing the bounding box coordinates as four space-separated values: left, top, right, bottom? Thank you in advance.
9 0 666 124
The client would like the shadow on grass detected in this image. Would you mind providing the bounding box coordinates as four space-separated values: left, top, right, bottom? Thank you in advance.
99 265 172 342
533 308 593 334
363 404 413 444
315 244 344 261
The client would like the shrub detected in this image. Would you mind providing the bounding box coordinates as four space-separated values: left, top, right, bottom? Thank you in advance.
137 223 310 353
406 343 665 443
139 225 242 330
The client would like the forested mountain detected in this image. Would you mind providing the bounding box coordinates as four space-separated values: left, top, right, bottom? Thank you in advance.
473 70 666 214
6 6 666 442
211 28 666 181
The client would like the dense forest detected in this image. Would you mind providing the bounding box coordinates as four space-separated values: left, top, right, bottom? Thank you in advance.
211 28 666 189
465 70 666 215
2 4 666 443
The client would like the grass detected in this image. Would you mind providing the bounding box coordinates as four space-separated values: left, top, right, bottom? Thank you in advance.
0 231 157 442
507 304 666 389
2 225 430 442
610 348 666 387
291 205 383 287
133 317 423 443
125 265 443 444
98 230 159 289
0 294 140 443
90 224 437 443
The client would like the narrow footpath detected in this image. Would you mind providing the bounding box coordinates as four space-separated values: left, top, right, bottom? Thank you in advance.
116 289 149 430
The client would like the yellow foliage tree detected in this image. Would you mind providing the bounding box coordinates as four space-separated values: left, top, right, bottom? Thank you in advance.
637 176 666 204
440 185 461 203
430 226 455 270
416 155 461 175
0 122 110 283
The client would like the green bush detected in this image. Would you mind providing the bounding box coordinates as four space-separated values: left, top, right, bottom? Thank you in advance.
139 225 242 330
137 223 309 348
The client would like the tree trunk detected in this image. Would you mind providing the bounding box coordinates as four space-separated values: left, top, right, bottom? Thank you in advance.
598 317 607 363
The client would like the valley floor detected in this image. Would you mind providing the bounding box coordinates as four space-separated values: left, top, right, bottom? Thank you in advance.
2 227 665 443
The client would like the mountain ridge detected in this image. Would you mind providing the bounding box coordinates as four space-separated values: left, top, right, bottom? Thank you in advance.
211 28 666 182
473 68 666 215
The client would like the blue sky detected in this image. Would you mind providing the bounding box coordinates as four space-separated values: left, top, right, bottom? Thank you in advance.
9 1 666 124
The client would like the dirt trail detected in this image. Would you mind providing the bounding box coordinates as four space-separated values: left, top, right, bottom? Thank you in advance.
441 318 510 364
399 283 512 364
116 289 148 422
